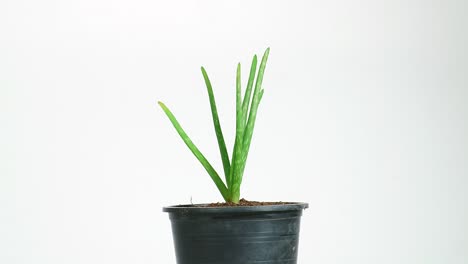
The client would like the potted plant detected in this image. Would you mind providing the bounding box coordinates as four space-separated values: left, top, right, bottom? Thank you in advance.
158 48 308 264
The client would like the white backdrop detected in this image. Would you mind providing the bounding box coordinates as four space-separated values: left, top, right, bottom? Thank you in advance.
1 0 467 263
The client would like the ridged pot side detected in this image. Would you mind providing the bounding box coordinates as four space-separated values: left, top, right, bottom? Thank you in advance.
164 203 308 264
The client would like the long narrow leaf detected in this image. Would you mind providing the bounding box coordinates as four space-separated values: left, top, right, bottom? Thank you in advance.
241 55 257 126
239 48 270 181
158 101 229 201
238 89 264 177
229 63 245 203
201 67 231 185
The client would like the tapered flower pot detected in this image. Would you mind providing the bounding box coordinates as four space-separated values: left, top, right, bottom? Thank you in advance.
163 203 308 264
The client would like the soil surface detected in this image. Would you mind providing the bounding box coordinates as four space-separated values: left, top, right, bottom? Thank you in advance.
207 198 293 207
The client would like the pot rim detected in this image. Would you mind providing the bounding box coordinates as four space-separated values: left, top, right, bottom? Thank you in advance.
163 202 308 213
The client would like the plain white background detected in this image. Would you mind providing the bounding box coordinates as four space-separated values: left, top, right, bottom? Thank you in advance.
1 0 467 263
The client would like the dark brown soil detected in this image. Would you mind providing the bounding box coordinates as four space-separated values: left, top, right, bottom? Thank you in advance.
207 198 293 207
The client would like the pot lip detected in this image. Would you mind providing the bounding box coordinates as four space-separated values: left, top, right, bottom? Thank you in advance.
163 202 308 213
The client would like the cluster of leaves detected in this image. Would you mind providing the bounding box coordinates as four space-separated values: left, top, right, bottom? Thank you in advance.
158 48 270 203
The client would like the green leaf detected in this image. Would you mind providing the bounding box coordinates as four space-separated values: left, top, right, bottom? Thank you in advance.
201 67 231 186
158 101 229 201
157 48 271 204
241 55 258 127
229 63 245 203
238 48 270 182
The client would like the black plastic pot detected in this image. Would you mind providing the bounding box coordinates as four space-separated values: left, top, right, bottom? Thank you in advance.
163 202 308 264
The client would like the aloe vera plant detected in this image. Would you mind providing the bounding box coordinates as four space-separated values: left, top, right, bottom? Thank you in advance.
158 48 270 204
